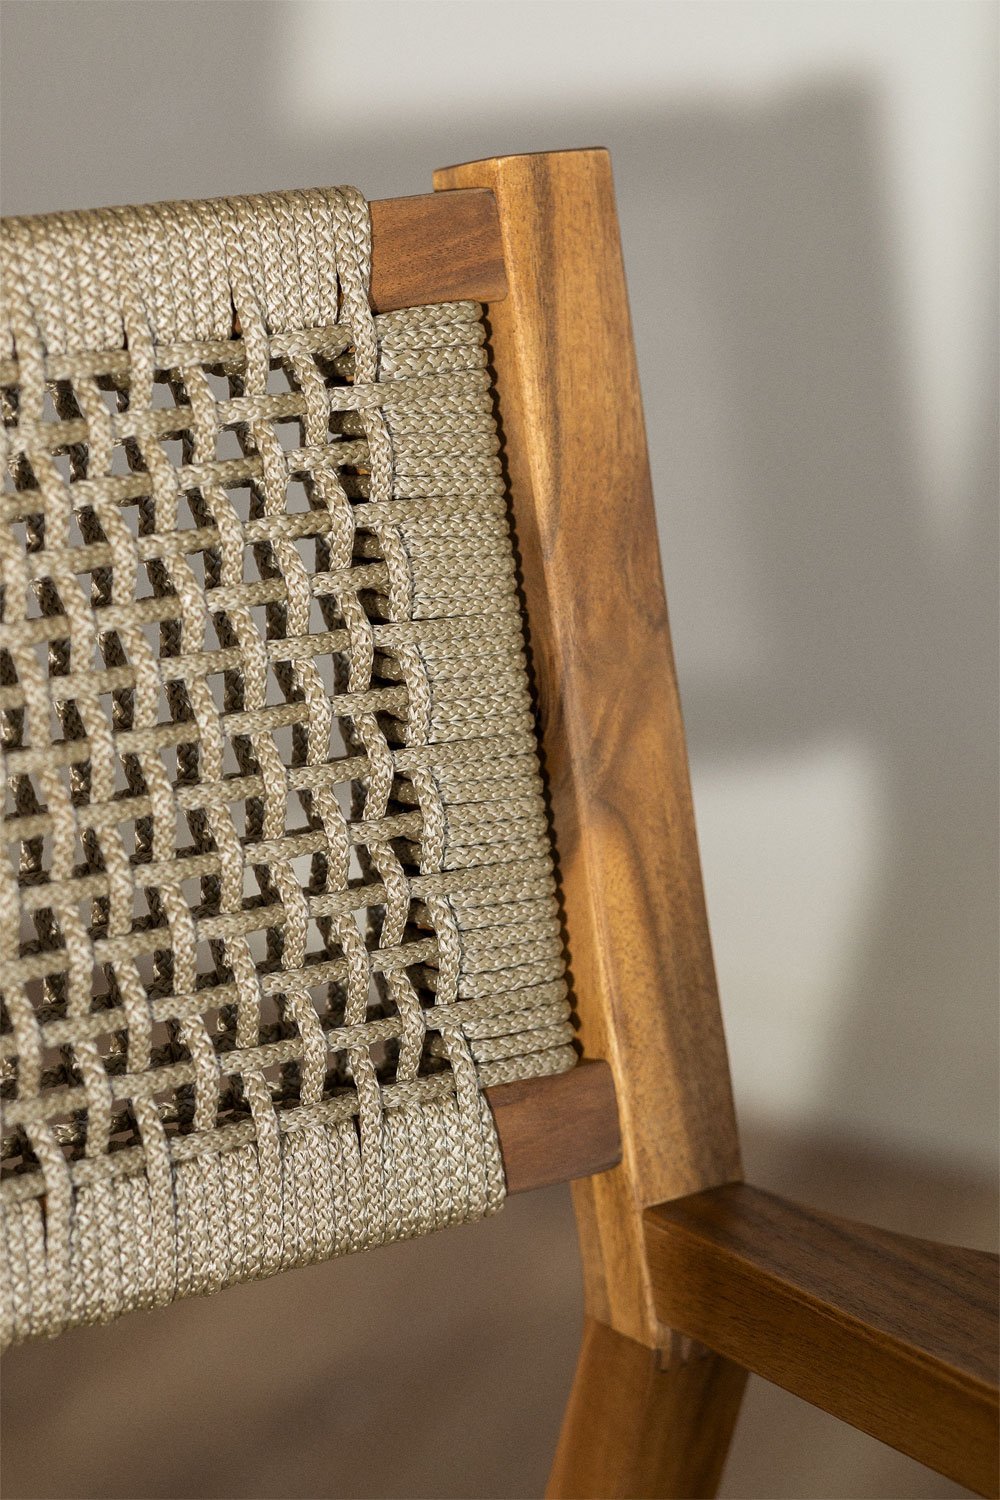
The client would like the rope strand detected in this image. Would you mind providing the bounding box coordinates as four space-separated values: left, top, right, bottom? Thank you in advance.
0 186 572 1346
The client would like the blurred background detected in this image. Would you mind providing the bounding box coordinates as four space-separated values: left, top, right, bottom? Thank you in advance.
1 2 996 1496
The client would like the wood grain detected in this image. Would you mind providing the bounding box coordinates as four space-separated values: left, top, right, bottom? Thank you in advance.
645 1183 1000 1497
435 145 745 1500
432 149 742 1348
488 1061 621 1194
369 190 505 312
546 1317 748 1500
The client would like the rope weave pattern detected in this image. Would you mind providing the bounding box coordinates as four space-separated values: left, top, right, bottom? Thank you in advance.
0 187 573 1345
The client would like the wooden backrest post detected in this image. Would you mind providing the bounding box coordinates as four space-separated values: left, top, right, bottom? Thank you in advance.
434 150 742 1350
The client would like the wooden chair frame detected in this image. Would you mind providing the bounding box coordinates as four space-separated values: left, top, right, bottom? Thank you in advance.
373 150 996 1497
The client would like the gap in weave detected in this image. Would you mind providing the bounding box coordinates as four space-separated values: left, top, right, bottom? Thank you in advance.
89 962 114 1009
356 580 390 627
192 937 221 985
158 438 189 472
287 788 312 844
239 541 268 590
11 821 48 888
63 508 86 557
289 851 313 892
0 1131 37 1180
224 793 249 840
90 1024 129 1076
284 478 312 514
291 531 321 576
303 915 330 961
215 1079 252 1130
176 490 206 534
275 417 303 455
202 370 230 403
129 948 157 997
68 825 89 877
94 381 123 417
269 724 297 771
272 665 307 716
184 547 208 591
222 735 248 781
49 452 73 487
21 581 47 623
144 1086 186 1138
215 426 245 463
368 1035 397 1081
255 992 285 1043
39 1036 80 1092
315 645 343 705
376 705 408 756
112 755 136 801
313 346 353 392
5 517 30 562
0 382 18 436
416 1026 450 1079
265 363 293 397
196 1000 228 1046
245 602 271 644
307 592 333 639
108 444 132 478
17 978 51 1029
157 735 182 792
203 608 229 656
346 844 364 886
0 1128 16 1179
150 381 177 411
204 668 226 714
368 972 395 1023
244 926 269 969
179 873 204 917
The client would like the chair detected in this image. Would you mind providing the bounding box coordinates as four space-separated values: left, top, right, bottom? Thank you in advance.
1 149 996 1499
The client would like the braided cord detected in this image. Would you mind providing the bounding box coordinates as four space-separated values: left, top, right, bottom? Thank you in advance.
0 187 573 1345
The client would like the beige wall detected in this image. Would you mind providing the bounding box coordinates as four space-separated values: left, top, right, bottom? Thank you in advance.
2 0 996 1170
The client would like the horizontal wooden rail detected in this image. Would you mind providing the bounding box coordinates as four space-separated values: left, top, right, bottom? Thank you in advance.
369 190 506 312
488 1059 621 1194
645 1183 1000 1497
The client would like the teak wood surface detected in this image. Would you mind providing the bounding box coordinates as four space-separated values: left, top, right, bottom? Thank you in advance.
547 1316 749 1500
368 190 506 312
433 147 743 1342
488 1061 621 1195
356 159 998 1498
646 1184 1000 1496
433 149 748 1498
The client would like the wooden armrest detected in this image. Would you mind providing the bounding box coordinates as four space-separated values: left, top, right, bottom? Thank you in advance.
644 1183 999 1496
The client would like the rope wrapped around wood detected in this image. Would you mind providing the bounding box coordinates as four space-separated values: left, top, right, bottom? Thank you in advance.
0 186 573 1345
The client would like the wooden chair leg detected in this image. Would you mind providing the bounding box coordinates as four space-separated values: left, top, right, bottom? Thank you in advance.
547 1318 748 1500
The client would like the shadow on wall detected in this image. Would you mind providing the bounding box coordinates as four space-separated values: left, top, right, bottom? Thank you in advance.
1 0 996 1170
637 87 998 1158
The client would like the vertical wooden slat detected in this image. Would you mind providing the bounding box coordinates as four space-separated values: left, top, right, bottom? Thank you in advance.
433 147 742 1341
434 149 746 1497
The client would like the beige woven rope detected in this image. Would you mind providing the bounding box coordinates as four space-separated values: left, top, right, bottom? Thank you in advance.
0 186 573 1346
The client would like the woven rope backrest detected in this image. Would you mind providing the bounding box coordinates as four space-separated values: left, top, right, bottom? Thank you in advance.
0 187 573 1346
